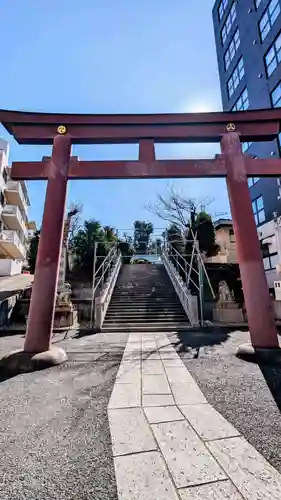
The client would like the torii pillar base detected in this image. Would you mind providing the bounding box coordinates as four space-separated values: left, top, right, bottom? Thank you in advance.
236 342 281 364
0 346 68 377
221 132 280 362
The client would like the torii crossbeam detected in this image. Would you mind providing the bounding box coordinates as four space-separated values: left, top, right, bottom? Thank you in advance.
1 108 280 365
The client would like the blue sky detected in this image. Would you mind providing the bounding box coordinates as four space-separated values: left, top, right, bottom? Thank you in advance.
0 0 230 235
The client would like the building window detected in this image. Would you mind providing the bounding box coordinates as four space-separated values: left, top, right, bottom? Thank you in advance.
227 58 245 97
265 31 281 76
221 3 236 45
248 177 260 187
271 81 281 107
218 0 228 20
224 29 240 70
231 88 249 111
263 251 279 270
252 196 266 225
259 0 281 42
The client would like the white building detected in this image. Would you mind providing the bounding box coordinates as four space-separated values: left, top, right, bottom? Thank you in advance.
0 139 30 276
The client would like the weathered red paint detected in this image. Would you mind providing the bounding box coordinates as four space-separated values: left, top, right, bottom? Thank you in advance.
221 132 278 349
0 108 280 144
24 134 71 353
1 108 280 352
11 155 281 181
11 158 228 180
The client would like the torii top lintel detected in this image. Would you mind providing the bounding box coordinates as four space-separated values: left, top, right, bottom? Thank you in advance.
0 108 281 145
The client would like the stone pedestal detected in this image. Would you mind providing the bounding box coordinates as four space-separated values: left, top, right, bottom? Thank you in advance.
213 301 244 324
54 283 75 329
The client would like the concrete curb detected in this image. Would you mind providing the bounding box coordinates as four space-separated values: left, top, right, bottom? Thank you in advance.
0 346 68 375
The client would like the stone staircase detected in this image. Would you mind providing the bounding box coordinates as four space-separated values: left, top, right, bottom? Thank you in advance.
102 263 190 332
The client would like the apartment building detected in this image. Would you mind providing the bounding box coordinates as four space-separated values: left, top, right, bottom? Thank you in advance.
213 0 281 287
206 219 237 264
0 139 30 276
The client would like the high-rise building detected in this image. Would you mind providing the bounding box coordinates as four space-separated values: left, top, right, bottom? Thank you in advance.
213 0 281 288
0 139 31 276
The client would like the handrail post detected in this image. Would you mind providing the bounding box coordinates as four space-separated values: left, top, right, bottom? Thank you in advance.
90 241 97 329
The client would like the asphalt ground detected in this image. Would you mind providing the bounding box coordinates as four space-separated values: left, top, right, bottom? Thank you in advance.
0 332 127 500
171 328 281 473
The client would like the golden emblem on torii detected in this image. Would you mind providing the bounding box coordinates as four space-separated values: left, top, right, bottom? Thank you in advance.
57 125 67 134
226 122 236 132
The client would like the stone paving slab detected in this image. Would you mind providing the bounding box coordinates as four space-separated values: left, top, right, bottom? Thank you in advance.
142 374 171 394
142 360 166 375
108 331 281 500
207 436 281 500
178 480 243 499
151 419 226 488
169 378 207 405
108 408 156 456
141 351 160 360
179 403 240 441
108 383 140 409
142 393 175 406
162 357 186 367
144 405 184 424
114 451 179 500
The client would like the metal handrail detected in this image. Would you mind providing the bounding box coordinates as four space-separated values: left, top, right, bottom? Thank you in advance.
93 245 118 295
90 243 120 328
161 251 198 325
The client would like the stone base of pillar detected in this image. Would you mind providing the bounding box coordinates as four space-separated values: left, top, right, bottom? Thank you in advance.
0 346 67 376
236 342 281 365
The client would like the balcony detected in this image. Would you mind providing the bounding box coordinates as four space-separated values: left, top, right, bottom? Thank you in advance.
4 181 28 214
0 230 26 259
1 205 27 237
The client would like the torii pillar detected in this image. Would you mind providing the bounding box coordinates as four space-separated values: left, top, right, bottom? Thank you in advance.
3 131 72 373
222 131 279 356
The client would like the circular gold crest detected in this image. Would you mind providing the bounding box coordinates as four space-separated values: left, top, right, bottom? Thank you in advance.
226 122 236 132
57 125 67 134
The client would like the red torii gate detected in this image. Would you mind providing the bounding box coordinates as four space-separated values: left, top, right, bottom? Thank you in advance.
1 108 281 365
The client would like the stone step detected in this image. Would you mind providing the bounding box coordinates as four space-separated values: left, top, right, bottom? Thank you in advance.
108 305 182 310
103 316 187 324
106 311 186 319
102 322 190 332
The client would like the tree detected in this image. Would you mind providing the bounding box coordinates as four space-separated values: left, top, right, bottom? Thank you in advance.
147 185 219 257
67 201 83 246
118 238 134 264
28 230 40 274
133 220 154 254
70 220 118 277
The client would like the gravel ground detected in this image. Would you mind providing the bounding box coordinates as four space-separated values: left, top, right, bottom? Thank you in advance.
171 328 281 473
0 332 127 500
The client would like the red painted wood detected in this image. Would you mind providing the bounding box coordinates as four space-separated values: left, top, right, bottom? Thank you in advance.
139 140 156 162
244 156 281 176
1 106 281 125
11 158 228 180
8 120 279 145
222 132 278 349
24 134 71 352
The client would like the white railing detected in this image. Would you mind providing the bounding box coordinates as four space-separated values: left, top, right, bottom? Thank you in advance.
0 229 26 257
93 251 122 330
161 250 199 326
5 180 28 213
2 204 28 237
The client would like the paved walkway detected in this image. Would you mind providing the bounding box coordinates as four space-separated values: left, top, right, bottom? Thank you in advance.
108 332 281 500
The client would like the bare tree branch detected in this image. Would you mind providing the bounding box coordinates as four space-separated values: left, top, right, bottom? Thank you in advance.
67 201 83 244
145 185 213 235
